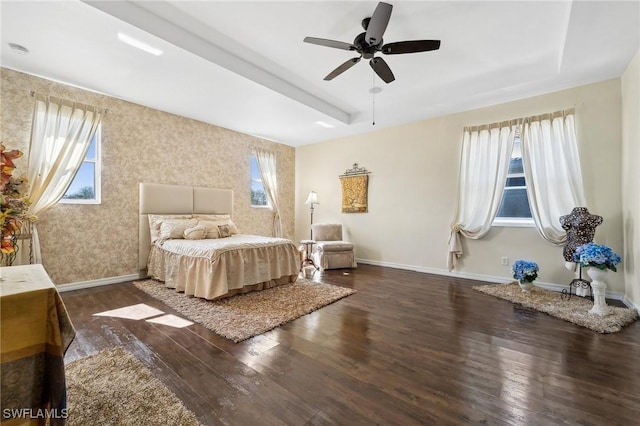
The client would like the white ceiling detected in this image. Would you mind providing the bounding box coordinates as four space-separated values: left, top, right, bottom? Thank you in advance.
1 1 639 147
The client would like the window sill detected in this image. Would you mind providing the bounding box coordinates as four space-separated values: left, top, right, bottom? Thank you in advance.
59 199 101 205
492 218 535 228
251 205 271 209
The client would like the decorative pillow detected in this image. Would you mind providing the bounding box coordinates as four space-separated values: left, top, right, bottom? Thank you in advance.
148 214 192 243
194 214 239 234
196 220 220 239
183 225 207 240
195 214 231 221
217 224 232 238
226 220 239 234
159 218 198 240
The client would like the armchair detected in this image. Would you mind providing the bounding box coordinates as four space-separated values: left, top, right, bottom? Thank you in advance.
311 223 357 271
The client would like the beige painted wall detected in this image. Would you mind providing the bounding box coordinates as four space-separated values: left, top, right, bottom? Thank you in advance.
1 68 295 285
296 79 626 293
2 66 630 295
621 49 640 306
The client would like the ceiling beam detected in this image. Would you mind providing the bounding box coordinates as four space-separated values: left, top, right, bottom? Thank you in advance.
84 0 351 124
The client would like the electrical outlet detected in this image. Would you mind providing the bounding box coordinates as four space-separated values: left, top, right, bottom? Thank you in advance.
501 256 509 266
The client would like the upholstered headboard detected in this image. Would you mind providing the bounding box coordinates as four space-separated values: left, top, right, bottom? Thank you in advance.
138 183 233 277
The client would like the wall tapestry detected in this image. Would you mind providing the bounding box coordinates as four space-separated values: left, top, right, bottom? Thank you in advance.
339 163 370 213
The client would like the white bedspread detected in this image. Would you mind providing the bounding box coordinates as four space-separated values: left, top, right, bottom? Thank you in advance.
148 234 300 300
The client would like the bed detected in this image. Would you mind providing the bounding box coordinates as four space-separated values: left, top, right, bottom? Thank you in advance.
139 183 299 300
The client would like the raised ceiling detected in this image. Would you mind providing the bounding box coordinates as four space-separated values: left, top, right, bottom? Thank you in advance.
1 1 638 146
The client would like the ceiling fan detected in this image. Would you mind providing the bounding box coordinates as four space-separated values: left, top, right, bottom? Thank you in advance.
303 2 440 83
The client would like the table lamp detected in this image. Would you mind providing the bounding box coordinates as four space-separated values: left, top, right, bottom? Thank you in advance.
304 191 319 239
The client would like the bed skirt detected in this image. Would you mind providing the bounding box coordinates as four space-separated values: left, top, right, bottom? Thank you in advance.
147 242 299 300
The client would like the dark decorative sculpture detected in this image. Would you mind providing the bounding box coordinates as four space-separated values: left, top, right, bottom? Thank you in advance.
559 207 603 299
560 207 603 261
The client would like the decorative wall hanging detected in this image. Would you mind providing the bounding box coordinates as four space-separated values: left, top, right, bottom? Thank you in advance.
339 163 370 213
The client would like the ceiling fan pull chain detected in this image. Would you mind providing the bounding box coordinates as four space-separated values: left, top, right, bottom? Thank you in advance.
372 70 376 126
372 93 376 126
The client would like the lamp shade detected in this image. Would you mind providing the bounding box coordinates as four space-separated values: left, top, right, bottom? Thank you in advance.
305 191 319 205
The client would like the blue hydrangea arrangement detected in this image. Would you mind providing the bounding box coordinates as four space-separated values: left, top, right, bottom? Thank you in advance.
573 242 622 272
512 260 539 283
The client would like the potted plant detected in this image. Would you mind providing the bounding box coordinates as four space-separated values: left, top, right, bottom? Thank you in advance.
512 260 538 292
1 144 30 266
572 242 622 316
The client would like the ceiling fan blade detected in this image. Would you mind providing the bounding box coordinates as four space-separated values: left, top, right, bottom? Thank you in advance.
381 40 441 55
365 2 393 46
324 57 361 81
369 57 395 83
304 37 354 51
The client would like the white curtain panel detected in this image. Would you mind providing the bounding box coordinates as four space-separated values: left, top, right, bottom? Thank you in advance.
253 148 282 237
522 111 585 244
448 124 516 271
26 94 103 263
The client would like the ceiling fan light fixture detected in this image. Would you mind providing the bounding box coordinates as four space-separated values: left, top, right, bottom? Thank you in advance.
303 1 440 83
117 32 163 56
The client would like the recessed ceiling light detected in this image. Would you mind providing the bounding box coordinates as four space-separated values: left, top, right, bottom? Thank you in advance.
8 43 29 55
369 87 382 94
314 121 334 128
117 32 163 56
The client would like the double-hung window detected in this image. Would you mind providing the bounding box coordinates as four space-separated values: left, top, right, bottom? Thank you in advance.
250 154 268 207
60 127 101 204
493 135 533 227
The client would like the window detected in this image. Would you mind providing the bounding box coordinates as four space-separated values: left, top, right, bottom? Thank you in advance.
493 135 533 227
250 155 268 207
60 127 101 204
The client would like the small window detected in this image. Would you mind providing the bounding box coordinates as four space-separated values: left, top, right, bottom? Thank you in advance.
493 136 534 227
250 155 268 207
60 128 101 204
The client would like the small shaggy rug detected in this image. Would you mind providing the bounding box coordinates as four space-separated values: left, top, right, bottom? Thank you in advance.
66 347 201 426
473 282 638 333
134 278 356 342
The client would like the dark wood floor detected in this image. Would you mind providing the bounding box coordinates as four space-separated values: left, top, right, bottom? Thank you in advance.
61 264 640 425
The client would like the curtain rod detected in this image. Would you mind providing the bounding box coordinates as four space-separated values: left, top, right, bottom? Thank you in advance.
250 146 275 153
29 90 109 114
464 108 575 133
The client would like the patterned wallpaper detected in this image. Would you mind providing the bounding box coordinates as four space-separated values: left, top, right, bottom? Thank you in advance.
0 68 296 285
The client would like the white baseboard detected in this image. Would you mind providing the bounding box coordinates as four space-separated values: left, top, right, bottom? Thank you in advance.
55 261 638 312
57 274 138 292
356 258 630 304
623 295 640 312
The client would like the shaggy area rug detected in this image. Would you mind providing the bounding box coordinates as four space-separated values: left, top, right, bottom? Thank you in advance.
134 278 356 342
66 347 201 426
473 282 638 333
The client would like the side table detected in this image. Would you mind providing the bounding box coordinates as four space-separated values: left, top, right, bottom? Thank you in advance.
300 240 319 272
1 264 76 425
